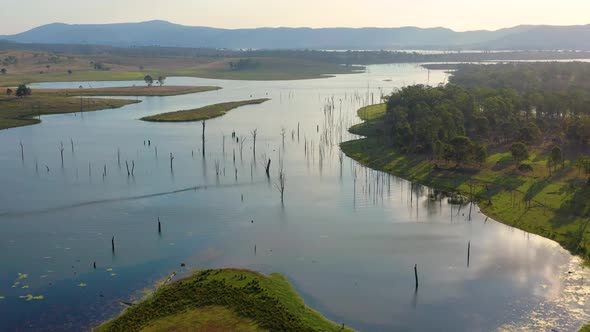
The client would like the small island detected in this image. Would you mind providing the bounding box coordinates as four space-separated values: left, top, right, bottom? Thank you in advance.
141 98 270 122
95 269 353 332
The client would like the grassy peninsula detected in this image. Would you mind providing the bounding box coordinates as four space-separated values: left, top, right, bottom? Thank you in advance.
96 269 353 332
342 62 590 263
0 85 219 130
141 99 270 122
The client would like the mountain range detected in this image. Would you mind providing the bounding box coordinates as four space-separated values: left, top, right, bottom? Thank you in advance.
1 20 590 50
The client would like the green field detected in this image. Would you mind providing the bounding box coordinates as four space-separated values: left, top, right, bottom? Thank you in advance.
141 99 270 122
0 50 363 86
96 269 353 332
343 104 590 263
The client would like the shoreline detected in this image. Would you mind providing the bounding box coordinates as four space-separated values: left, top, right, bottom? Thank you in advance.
340 104 590 265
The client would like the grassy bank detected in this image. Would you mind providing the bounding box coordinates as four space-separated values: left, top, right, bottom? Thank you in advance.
141 99 270 122
342 104 590 263
0 95 138 130
95 269 353 332
0 86 219 130
35 86 220 97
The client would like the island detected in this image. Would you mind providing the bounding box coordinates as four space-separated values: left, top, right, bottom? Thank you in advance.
141 99 270 122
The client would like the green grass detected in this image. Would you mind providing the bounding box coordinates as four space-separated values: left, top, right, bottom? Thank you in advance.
141 99 270 122
95 269 353 332
357 103 386 120
342 104 590 263
140 306 265 332
0 95 138 130
349 104 387 137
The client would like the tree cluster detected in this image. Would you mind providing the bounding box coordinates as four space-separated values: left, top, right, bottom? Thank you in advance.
229 58 259 71
384 63 590 167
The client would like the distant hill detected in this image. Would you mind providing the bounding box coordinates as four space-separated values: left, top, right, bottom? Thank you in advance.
1 20 589 50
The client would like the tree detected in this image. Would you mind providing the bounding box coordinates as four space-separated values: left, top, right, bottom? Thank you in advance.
15 84 31 98
67 69 73 75
473 143 488 166
449 136 473 166
144 75 154 87
550 146 563 170
0 68 6 74
157 76 166 87
510 142 529 164
6 88 13 95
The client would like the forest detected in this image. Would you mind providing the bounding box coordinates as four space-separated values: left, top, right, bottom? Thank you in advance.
385 63 590 169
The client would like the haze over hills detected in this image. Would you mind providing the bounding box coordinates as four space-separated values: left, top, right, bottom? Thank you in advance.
1 20 589 50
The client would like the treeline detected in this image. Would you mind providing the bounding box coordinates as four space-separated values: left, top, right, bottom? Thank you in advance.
384 63 590 168
2 40 590 64
244 50 590 65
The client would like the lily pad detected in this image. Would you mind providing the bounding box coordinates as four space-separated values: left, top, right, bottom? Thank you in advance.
19 294 44 301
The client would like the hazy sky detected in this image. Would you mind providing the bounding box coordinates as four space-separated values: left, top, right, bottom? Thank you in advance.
0 0 588 34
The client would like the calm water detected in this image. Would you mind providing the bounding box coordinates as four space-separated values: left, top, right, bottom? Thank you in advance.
0 64 589 331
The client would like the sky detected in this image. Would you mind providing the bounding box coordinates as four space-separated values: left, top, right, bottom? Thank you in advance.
0 0 588 35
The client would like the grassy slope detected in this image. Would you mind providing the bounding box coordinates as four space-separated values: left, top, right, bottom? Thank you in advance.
0 51 362 85
96 269 353 332
342 104 590 263
141 306 265 332
141 99 270 122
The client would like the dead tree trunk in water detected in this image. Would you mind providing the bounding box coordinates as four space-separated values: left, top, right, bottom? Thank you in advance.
414 264 419 290
202 120 206 157
265 159 271 177
467 241 471 267
125 161 130 176
19 141 24 161
170 153 174 171
251 129 258 160
59 142 65 166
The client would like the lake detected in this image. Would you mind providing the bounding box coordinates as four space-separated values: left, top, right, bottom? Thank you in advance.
0 64 588 331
